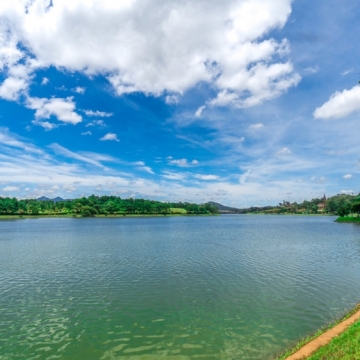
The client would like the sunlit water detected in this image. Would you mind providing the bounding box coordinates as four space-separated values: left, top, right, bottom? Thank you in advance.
0 215 360 360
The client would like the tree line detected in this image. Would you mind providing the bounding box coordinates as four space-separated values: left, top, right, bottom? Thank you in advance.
242 193 360 216
0 195 219 216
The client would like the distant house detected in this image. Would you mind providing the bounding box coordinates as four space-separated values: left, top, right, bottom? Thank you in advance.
317 194 327 211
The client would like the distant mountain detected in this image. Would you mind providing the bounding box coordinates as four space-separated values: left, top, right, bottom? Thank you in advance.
37 196 50 201
206 201 242 213
37 196 66 202
52 197 65 203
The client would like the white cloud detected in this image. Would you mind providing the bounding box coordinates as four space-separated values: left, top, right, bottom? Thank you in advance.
168 158 199 167
276 147 291 156
340 190 353 195
134 161 155 174
195 106 206 117
49 143 114 167
74 86 85 94
343 174 353 179
314 86 360 119
41 77 49 85
317 177 326 184
162 171 186 181
0 0 298 108
0 57 42 101
100 133 119 142
86 120 107 127
165 95 179 105
105 181 117 189
84 110 113 117
239 169 251 184
63 183 77 193
27 97 82 124
32 119 58 130
341 68 353 76
248 123 264 130
194 174 219 181
303 65 319 74
81 131 92 135
3 186 19 192
0 77 28 100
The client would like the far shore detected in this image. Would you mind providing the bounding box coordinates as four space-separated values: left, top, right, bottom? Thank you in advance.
335 216 360 223
0 213 218 220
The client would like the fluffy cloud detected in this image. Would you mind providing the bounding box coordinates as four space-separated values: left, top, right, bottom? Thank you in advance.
165 95 179 105
27 97 82 125
168 158 199 167
343 174 353 179
74 86 86 94
0 0 298 108
314 86 360 119
194 174 219 181
195 106 206 117
0 77 28 100
84 110 113 117
3 186 19 192
63 183 77 193
303 66 319 74
86 120 107 127
100 133 119 142
276 147 291 156
32 119 58 130
162 171 186 181
248 123 264 130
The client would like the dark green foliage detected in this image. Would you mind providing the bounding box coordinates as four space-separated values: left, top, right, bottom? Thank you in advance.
351 197 360 215
326 194 353 216
242 193 360 215
0 195 219 217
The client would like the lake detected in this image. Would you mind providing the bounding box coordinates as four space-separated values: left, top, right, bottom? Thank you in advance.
0 215 360 359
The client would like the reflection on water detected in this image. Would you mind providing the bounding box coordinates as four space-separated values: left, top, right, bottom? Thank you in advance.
0 215 360 359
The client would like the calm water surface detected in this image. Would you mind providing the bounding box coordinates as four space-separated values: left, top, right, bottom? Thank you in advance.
0 215 360 360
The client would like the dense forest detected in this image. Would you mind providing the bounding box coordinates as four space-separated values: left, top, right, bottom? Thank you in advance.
242 193 360 216
1 193 359 217
0 195 219 216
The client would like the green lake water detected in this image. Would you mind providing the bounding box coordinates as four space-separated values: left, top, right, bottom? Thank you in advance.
0 215 360 359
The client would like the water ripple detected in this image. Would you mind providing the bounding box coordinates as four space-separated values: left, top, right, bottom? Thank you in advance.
0 216 360 359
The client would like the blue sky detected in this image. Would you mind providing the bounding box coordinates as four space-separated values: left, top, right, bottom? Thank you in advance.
0 0 359 207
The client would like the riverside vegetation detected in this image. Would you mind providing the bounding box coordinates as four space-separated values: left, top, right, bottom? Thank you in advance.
306 319 360 360
0 195 219 217
241 193 360 218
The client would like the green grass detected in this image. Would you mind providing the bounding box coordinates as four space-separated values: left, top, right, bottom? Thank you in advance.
276 305 360 360
169 208 187 214
307 320 360 360
336 217 360 223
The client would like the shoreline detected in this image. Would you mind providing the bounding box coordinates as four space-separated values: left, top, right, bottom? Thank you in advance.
0 213 218 219
335 216 360 223
276 303 360 360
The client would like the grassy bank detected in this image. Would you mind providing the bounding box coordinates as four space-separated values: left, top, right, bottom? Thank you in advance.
335 216 360 223
306 320 360 359
276 304 360 360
